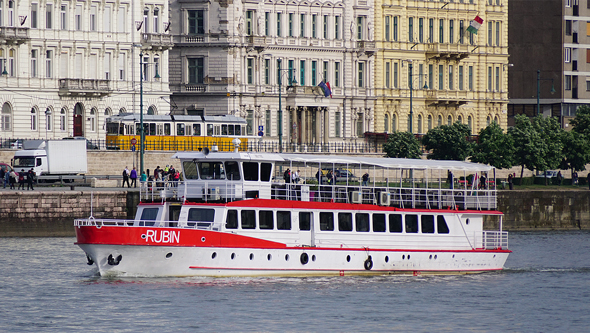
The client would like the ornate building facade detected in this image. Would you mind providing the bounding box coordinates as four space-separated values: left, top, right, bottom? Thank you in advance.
374 0 509 135
0 0 171 141
169 0 376 145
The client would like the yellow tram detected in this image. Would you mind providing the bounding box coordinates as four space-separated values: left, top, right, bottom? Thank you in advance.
105 114 251 151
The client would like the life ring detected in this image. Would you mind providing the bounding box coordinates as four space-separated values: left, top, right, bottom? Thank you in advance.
364 258 373 270
300 253 309 265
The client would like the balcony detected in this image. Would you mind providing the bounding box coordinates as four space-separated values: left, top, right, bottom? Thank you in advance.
426 43 470 61
141 33 174 51
355 40 377 56
246 36 266 52
58 79 111 97
425 90 469 107
0 27 30 45
182 84 207 93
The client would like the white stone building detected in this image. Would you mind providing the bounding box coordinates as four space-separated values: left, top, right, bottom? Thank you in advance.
0 0 171 142
169 0 376 145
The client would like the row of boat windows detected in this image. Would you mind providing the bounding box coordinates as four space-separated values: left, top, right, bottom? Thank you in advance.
183 161 273 181
224 209 450 234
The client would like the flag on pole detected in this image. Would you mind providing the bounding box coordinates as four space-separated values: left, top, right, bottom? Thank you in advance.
466 15 483 34
318 81 332 98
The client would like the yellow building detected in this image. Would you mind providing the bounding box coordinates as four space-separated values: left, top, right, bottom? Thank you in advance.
374 0 509 135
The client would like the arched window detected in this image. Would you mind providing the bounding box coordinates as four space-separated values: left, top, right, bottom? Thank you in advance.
104 108 111 116
31 107 37 131
119 107 126 114
391 114 396 132
427 115 432 130
437 115 442 127
90 107 97 132
45 107 52 131
147 105 156 115
417 114 423 134
458 115 463 124
60 108 67 131
2 102 12 131
486 115 491 126
447 115 452 126
468 115 473 134
494 116 498 124
384 114 389 132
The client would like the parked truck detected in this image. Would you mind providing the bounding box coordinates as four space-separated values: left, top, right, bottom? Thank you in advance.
12 140 87 177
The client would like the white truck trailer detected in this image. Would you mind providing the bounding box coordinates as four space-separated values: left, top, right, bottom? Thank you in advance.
12 140 88 176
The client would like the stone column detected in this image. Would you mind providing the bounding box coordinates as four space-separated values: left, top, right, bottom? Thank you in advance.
301 106 307 144
315 107 321 145
324 107 329 145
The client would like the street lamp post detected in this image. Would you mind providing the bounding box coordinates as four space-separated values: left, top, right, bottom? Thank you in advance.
536 69 556 116
278 59 283 153
139 52 145 176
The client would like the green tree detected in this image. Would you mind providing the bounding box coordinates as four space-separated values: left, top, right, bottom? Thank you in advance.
560 130 590 175
422 122 473 160
532 115 564 175
471 122 514 169
570 105 590 137
508 114 543 179
383 131 422 159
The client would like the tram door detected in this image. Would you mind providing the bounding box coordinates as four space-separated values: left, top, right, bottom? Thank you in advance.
298 211 315 247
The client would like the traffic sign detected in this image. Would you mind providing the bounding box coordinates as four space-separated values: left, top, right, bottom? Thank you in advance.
130 138 137 145
258 126 263 131
131 145 136 152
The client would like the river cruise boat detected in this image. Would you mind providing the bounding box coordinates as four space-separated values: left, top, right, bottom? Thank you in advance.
75 146 510 277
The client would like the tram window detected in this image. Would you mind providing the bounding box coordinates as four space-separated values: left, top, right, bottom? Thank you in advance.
355 213 370 232
405 215 418 233
338 213 353 232
243 162 259 181
198 162 226 180
156 124 164 135
277 211 291 230
188 208 215 226
389 214 403 233
193 124 201 136
164 123 171 135
222 124 228 135
207 124 213 136
124 124 133 135
226 210 238 229
299 212 311 231
149 123 156 135
186 125 192 135
106 123 119 134
177 123 185 136
421 215 435 233
235 125 242 136
320 212 334 231
260 163 272 181
183 161 199 179
241 210 256 229
136 123 141 135
228 125 235 135
373 213 386 232
225 161 241 180
214 125 221 135
437 216 450 234
259 210 274 230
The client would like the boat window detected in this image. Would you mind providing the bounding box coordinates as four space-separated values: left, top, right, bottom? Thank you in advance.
299 212 311 231
355 213 370 232
320 212 334 231
338 213 353 232
373 213 386 232
421 215 435 233
437 216 450 234
226 210 238 229
140 208 159 224
193 124 201 136
188 208 215 222
260 163 272 181
389 214 403 233
225 161 240 180
183 161 198 179
198 162 225 180
259 210 274 230
243 162 259 181
277 211 291 230
241 210 256 229
406 214 418 233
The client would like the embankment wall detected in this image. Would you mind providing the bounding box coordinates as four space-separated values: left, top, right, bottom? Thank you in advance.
1 190 589 237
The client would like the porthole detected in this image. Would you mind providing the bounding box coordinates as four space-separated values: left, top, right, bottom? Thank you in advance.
466 219 470 225
201 237 206 242
267 254 272 261
141 234 146 239
311 255 316 262
384 256 389 263
434 255 437 259
408 255 411 260
211 252 217 259
231 253 236 260
429 255 432 259
493 255 496 258
249 253 254 260
300 253 309 265
165 252 172 258
285 254 290 261
346 255 351 262
402 255 405 260
452 254 455 258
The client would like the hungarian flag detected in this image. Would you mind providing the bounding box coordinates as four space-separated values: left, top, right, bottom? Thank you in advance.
466 16 483 34
318 81 332 98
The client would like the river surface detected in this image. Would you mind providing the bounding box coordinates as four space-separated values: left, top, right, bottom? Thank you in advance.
1 231 589 332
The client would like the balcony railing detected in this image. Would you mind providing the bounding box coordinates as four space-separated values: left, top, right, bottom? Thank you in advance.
141 33 174 50
426 43 470 60
58 79 111 97
0 27 30 44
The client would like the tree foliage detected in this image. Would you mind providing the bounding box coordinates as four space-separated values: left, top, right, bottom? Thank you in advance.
508 114 544 177
383 131 422 159
422 122 473 160
471 122 514 169
560 130 590 173
570 105 590 137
